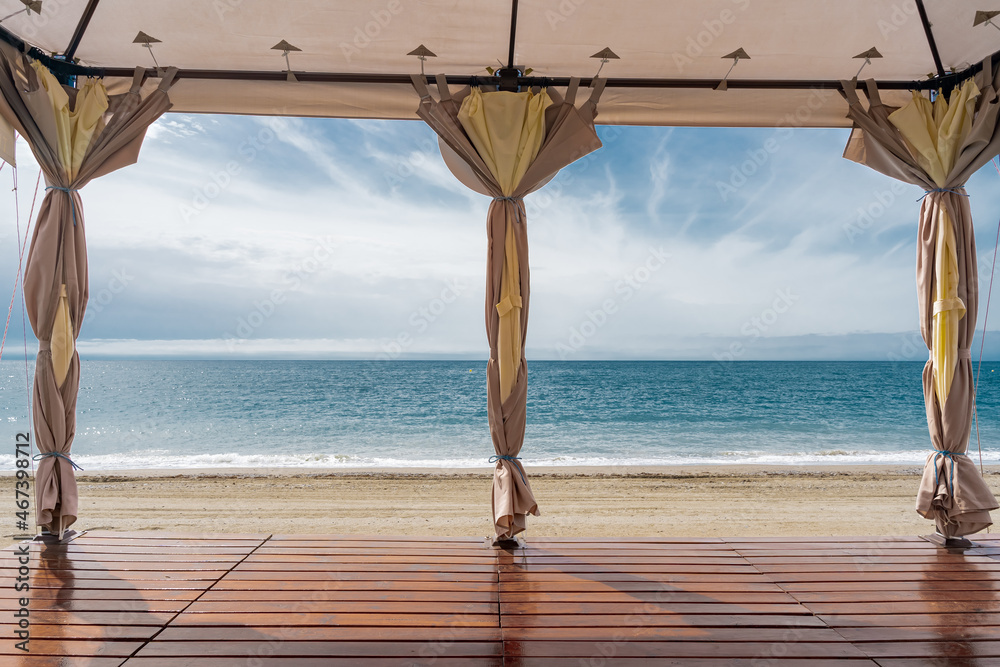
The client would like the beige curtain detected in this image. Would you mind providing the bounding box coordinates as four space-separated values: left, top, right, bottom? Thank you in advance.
412 75 604 539
0 43 176 538
842 58 1000 537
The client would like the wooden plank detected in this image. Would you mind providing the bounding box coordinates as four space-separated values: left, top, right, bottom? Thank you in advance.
155 626 503 641
872 659 1000 667
0 599 188 613
185 600 499 614
0 658 127 666
804 601 1000 614
819 613 1000 627
124 660 504 666
245 555 498 565
754 560 1000 575
0 639 143 656
225 570 496 582
500 614 825 628
500 573 772 584
499 591 796 604
213 580 498 592
500 660 876 667
791 590 1000 603
0 623 158 640
505 640 869 659
132 640 503 658
198 590 497 603
235 562 497 573
170 612 499 627
501 602 807 615
781 581 1000 592
499 564 758 574
0 588 203 599
18 610 175 625
503 626 847 642
500 581 785 593
839 627 1000 642
859 640 1000 658
764 572 1000 583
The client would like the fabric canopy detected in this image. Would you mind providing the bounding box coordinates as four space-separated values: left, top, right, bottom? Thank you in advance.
413 75 603 539
0 41 176 538
1 1 998 126
842 57 1000 537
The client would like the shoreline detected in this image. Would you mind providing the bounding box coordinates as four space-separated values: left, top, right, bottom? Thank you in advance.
4 465 999 547
6 463 996 479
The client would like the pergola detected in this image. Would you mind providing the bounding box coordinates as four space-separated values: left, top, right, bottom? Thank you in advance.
2 0 999 545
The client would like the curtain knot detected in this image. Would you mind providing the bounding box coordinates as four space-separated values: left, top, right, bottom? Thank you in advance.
496 295 522 317
489 454 527 485
918 187 969 202
45 186 81 227
33 451 83 471
933 297 966 316
931 449 966 497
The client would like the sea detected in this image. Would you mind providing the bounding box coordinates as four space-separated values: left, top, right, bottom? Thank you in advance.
1 360 999 470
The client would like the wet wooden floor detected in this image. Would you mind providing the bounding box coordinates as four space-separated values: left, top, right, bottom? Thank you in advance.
2 531 1000 665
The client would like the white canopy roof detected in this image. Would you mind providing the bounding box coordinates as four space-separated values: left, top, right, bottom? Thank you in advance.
2 0 999 126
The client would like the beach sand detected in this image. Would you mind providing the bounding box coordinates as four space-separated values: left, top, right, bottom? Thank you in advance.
4 464 999 545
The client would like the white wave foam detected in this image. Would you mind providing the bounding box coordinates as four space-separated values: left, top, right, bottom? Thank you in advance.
1 448 996 470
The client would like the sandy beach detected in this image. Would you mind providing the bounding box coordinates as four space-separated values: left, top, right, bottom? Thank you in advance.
4 464 999 545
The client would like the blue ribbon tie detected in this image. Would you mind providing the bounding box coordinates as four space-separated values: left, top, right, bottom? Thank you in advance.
489 454 527 485
931 449 965 497
33 452 83 471
918 187 970 202
45 186 80 226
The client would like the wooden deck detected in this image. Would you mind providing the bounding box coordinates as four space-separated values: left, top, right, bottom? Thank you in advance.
2 532 1000 666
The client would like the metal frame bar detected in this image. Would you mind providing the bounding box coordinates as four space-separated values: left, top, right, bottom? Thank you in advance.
914 0 946 78
0 22 992 94
506 0 518 70
63 0 101 61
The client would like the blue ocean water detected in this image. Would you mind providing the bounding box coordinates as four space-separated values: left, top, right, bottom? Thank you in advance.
1 360 999 469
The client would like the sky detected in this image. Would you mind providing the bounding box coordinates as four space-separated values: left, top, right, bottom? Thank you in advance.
3 112 1000 361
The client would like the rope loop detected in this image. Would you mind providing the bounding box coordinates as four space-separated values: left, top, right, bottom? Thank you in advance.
918 187 970 202
489 454 527 485
931 449 966 497
32 451 83 471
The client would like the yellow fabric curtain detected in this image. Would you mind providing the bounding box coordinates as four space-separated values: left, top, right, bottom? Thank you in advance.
458 88 551 400
890 80 978 406
51 284 73 386
29 63 109 388
31 62 108 181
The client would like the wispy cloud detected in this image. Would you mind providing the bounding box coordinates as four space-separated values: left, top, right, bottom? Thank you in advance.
2 115 1000 360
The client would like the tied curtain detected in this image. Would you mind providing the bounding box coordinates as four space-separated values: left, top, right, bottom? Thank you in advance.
412 74 604 539
0 42 176 538
841 58 1000 537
